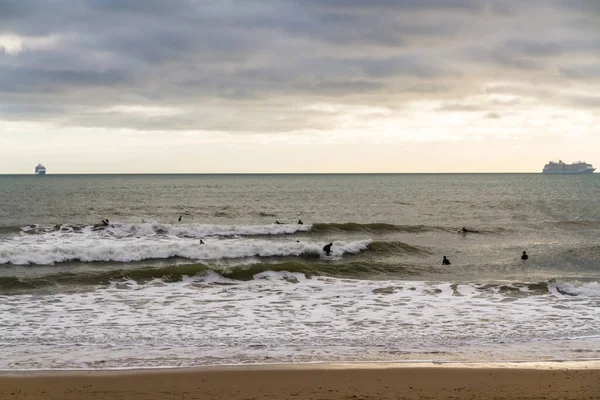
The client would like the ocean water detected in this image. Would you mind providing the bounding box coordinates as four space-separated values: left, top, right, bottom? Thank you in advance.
0 173 599 369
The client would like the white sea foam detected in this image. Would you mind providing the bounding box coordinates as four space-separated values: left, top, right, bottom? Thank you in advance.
0 276 598 369
553 281 600 297
22 222 313 238
0 233 370 265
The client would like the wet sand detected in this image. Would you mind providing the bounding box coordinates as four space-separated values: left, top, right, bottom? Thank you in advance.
1 363 598 400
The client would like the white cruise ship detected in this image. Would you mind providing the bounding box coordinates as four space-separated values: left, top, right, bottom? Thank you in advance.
34 164 47 175
542 160 595 174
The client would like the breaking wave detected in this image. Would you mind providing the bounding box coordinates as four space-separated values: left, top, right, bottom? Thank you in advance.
16 222 312 238
2 221 509 239
0 261 418 290
1 264 597 300
0 238 372 265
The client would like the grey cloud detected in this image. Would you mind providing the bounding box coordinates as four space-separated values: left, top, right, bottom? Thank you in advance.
0 0 598 132
501 40 563 57
296 80 384 96
87 0 186 15
560 65 600 80
461 46 542 70
0 67 129 93
0 104 67 118
358 56 458 78
293 0 480 11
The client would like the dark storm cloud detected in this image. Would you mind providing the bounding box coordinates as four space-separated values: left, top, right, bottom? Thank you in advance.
0 0 598 132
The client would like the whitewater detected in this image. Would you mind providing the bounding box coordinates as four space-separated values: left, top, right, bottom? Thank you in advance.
0 173 599 369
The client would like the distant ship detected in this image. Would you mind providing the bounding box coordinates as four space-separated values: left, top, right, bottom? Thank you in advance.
35 164 46 175
542 160 595 174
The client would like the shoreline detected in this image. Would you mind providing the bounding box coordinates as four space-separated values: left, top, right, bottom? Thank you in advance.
1 362 598 400
2 359 600 376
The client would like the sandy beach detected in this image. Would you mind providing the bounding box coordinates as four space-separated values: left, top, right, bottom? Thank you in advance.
1 363 598 400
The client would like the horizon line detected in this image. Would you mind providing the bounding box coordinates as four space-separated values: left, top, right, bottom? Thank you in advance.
0 172 583 175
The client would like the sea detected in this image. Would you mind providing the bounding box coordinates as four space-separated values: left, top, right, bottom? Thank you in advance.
0 173 599 370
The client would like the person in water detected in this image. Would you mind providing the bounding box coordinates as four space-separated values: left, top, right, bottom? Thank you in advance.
199 239 205 245
442 256 451 265
461 227 479 234
323 242 333 256
521 251 528 260
101 219 109 226
178 216 182 222
275 220 282 224
298 219 303 225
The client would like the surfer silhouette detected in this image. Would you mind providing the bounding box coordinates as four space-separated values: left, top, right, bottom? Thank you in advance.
442 256 451 265
275 220 282 224
178 216 182 222
101 219 109 226
323 242 333 256
521 251 528 260
461 227 479 234
298 219 303 225
199 239 205 245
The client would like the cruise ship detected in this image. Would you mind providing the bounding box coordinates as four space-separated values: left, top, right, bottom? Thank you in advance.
34 164 46 175
542 160 595 174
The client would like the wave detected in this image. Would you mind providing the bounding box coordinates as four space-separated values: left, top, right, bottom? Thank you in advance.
5 221 502 238
14 222 312 238
553 220 600 229
367 241 428 255
553 280 600 296
0 238 372 265
0 262 418 291
2 265 598 300
311 222 454 234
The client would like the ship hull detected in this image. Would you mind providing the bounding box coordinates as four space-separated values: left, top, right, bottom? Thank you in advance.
542 169 595 174
35 171 46 176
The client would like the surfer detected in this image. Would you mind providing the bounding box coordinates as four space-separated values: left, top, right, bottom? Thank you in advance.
275 220 282 224
521 251 528 260
298 219 303 225
461 227 479 234
199 239 205 245
442 256 451 265
101 219 109 226
178 216 182 222
323 242 333 256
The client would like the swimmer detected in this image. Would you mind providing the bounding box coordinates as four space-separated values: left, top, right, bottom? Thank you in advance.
521 251 528 260
442 256 451 265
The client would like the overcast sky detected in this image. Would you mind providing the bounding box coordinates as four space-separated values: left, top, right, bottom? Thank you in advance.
1 0 599 173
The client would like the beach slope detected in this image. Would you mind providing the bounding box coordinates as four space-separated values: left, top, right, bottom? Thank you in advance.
1 365 599 400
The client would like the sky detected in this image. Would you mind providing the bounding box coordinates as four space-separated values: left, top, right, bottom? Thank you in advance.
1 0 599 173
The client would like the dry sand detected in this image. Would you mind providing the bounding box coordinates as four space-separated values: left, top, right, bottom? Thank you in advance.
0 363 599 400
